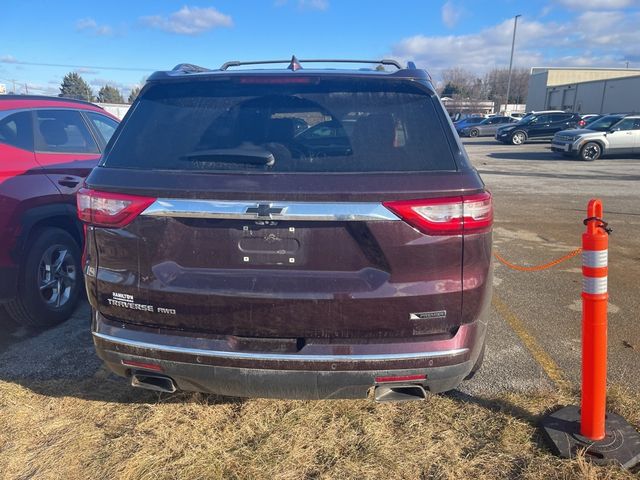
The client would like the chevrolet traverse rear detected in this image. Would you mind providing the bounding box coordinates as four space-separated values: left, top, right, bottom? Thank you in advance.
80 58 492 400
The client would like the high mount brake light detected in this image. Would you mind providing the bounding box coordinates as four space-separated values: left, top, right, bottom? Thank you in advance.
238 77 315 84
383 192 493 235
77 188 155 228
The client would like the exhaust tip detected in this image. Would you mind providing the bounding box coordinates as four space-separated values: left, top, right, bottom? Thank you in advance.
131 372 177 393
374 384 427 403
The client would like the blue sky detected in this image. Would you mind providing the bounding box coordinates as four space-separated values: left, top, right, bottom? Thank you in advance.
1 0 639 97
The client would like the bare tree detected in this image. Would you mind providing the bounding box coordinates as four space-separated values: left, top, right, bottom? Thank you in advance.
484 68 529 105
440 68 482 99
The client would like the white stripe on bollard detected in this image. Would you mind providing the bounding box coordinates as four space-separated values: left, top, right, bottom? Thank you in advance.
582 250 608 268
583 276 607 295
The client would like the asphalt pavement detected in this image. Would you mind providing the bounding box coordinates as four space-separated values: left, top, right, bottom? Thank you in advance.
1 137 638 397
463 137 640 394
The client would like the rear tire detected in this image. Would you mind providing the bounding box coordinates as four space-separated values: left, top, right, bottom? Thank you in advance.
580 142 601 161
5 227 82 328
510 131 526 145
469 129 479 138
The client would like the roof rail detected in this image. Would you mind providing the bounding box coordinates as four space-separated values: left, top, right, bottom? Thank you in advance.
220 57 403 71
172 63 211 74
0 94 98 106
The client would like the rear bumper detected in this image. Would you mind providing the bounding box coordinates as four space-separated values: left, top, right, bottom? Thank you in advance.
93 311 487 399
0 266 18 302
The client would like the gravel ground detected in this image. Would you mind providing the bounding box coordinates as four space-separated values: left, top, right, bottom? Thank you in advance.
0 303 100 381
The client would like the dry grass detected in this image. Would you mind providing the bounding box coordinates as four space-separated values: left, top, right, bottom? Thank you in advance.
0 377 638 480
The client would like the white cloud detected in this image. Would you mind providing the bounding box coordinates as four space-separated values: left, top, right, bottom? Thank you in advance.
1 55 18 63
540 5 553 17
441 1 462 28
76 18 97 30
391 11 640 79
76 17 113 36
275 0 329 10
392 18 558 77
25 82 58 95
558 0 637 9
142 6 233 35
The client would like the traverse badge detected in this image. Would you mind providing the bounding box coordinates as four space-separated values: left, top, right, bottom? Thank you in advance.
410 310 447 320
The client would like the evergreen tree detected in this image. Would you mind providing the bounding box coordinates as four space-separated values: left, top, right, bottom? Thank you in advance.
59 72 94 101
128 86 141 104
441 82 461 97
96 85 125 104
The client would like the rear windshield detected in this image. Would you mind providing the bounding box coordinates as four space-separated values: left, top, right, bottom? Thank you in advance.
103 78 456 173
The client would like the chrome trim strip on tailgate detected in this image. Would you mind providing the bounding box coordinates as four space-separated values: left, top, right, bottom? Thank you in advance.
141 199 400 221
93 332 468 362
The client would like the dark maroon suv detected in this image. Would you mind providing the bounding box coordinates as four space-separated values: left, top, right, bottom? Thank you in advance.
79 58 492 401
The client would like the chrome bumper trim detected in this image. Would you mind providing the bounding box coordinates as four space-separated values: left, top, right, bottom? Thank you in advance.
93 332 468 363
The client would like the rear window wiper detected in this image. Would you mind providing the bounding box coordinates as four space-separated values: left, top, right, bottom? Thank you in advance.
181 145 275 166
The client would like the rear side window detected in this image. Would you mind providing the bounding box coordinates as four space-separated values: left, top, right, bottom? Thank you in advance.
35 110 99 154
552 113 572 122
86 112 118 144
612 118 637 131
103 78 456 173
0 111 33 151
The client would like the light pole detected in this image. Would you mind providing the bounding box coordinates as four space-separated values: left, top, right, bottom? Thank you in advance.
505 14 521 114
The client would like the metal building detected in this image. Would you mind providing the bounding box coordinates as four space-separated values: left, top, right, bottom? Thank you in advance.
526 67 640 114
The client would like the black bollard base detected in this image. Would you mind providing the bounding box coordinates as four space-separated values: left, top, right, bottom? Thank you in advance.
541 405 640 470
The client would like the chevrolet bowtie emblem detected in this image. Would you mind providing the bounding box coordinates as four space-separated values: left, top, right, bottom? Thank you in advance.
245 203 284 218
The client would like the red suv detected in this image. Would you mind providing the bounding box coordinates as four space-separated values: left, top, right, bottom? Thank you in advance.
0 95 119 327
81 59 492 401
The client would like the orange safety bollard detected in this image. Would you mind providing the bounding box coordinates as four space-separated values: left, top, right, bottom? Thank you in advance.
541 199 640 470
580 199 609 441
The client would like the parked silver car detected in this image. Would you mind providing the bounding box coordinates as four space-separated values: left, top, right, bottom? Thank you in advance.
458 116 518 137
551 114 640 161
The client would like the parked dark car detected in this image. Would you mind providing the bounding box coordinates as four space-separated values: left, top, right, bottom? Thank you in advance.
293 119 352 156
454 116 485 134
495 112 581 145
458 116 518 137
79 58 492 401
0 95 119 326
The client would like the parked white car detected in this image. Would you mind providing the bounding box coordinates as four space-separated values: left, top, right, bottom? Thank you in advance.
551 114 640 160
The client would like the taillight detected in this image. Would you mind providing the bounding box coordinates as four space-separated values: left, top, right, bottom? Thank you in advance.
578 120 586 127
383 192 493 235
77 188 155 228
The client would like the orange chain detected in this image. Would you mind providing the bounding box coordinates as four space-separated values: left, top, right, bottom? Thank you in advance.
493 247 583 272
